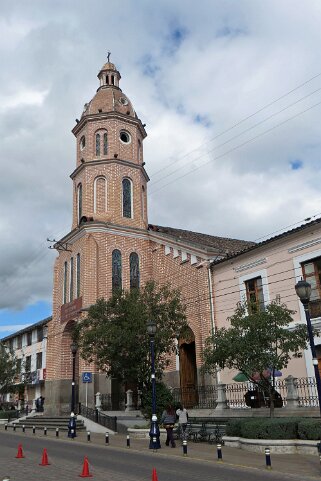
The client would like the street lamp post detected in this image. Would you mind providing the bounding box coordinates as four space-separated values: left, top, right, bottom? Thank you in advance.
147 320 161 450
295 279 321 415
70 342 78 414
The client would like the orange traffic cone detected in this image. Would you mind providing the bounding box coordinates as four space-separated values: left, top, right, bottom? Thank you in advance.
15 444 25 459
152 468 158 481
79 456 93 478
39 448 50 466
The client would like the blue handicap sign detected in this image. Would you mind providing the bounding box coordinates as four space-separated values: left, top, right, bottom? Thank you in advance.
82 372 92 383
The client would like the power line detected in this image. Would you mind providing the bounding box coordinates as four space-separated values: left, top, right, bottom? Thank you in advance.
149 71 321 178
149 99 321 195
150 87 321 188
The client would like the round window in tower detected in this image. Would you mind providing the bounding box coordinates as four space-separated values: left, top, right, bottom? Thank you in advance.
80 135 86 151
119 97 129 106
120 130 131 144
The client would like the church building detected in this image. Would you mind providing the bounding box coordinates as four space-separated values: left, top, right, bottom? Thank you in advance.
45 59 254 415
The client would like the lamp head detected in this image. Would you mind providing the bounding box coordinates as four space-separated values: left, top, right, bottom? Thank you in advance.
147 319 157 337
295 279 312 304
70 342 78 355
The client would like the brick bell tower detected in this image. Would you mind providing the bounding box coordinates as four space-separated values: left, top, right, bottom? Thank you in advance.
45 57 150 415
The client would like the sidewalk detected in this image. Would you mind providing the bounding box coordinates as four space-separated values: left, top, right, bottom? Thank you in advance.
2 425 321 479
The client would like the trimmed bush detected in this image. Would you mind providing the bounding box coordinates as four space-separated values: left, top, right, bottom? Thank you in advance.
225 419 244 437
0 411 13 419
297 419 321 440
226 418 299 440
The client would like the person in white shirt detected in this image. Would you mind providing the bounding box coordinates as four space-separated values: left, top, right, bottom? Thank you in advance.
176 404 188 440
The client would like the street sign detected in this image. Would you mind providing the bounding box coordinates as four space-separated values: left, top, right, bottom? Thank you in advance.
82 372 92 383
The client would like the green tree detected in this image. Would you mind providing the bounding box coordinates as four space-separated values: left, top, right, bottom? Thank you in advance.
202 300 309 416
74 281 187 389
0 342 19 395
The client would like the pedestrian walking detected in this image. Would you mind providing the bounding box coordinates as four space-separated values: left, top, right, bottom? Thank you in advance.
161 404 176 447
176 404 188 440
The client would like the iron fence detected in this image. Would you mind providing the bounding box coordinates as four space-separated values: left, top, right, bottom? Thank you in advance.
79 403 117 431
296 377 319 407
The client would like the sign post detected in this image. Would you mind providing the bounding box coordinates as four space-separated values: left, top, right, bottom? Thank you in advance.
82 372 92 407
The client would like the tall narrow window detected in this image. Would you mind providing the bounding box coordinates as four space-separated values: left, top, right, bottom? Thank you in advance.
96 133 101 156
106 75 109 85
245 277 264 312
76 253 81 298
111 75 115 85
69 257 74 302
77 183 82 224
142 186 145 221
130 252 140 289
122 178 132 218
103 132 108 155
112 249 122 292
302 257 321 318
63 261 68 304
138 139 141 163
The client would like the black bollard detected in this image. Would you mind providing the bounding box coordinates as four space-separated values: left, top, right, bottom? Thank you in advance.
44 427 47 436
127 434 130 448
182 439 187 456
105 432 109 445
265 447 272 469
4 424 7 431
56 427 59 437
32 426 36 434
87 431 91 442
22 425 25 433
217 443 223 461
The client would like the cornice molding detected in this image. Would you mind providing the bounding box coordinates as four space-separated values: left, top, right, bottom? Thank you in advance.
288 237 321 254
72 111 147 138
70 158 150 182
234 257 267 273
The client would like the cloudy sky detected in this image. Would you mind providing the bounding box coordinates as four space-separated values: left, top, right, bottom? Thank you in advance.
1 0 321 337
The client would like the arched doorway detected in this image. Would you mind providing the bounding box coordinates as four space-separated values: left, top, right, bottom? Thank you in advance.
178 327 198 408
61 321 79 412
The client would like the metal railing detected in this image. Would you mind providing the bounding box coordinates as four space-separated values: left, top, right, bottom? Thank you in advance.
169 377 320 410
79 403 117 432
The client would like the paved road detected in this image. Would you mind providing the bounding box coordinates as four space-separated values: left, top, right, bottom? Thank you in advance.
0 430 319 481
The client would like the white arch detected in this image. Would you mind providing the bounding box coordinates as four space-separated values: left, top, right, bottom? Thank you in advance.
93 176 107 213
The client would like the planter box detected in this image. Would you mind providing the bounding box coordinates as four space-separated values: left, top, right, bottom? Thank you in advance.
223 436 319 455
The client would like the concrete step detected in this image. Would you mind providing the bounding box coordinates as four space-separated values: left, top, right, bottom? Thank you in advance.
10 416 86 431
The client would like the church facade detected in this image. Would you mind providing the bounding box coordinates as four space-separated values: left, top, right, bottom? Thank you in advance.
45 60 253 415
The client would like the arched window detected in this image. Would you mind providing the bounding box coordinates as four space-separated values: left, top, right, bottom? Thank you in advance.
77 183 82 224
130 252 140 290
63 261 68 304
80 136 85 151
76 253 81 298
94 176 107 213
138 139 141 163
103 132 108 155
69 257 74 302
122 178 132 218
96 133 101 156
112 249 122 292
142 185 145 221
